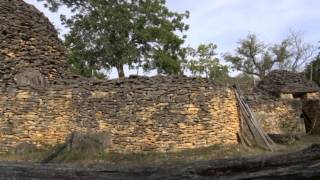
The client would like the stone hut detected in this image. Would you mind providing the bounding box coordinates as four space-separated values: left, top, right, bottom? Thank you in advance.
0 0 66 88
248 70 320 135
257 70 320 99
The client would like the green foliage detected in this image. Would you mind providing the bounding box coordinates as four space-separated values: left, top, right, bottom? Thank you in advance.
40 0 189 78
271 38 292 70
224 34 279 79
185 43 229 83
67 55 107 79
37 0 86 12
305 55 320 86
225 33 316 79
226 73 257 92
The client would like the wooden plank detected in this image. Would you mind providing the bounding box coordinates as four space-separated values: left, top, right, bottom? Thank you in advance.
233 84 275 151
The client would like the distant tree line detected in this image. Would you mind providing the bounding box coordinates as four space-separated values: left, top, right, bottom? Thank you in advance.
38 0 319 86
306 49 320 86
224 32 316 79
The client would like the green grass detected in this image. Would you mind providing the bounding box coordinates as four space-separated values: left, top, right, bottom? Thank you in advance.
0 148 48 162
0 143 264 165
0 135 319 165
96 144 248 165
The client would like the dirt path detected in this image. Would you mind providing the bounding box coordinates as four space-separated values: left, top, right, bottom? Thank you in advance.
1 144 320 180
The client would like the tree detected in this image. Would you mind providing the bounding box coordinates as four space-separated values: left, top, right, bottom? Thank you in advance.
39 0 189 78
226 73 257 92
37 0 86 12
224 33 315 79
67 54 107 79
276 31 316 72
305 54 320 86
185 43 229 82
224 34 280 79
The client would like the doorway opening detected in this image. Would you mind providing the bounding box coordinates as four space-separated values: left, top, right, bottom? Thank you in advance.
301 110 313 133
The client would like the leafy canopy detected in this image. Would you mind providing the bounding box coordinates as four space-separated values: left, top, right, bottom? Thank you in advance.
37 0 86 12
305 51 320 86
185 43 229 83
224 33 316 79
39 0 189 78
224 34 277 79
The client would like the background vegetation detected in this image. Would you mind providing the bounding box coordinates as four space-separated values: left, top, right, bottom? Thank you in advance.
37 0 319 87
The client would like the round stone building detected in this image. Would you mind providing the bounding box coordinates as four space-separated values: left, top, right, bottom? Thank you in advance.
0 0 66 88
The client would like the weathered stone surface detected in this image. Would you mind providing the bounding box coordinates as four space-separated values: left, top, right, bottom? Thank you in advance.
1 0 318 155
245 92 305 135
257 70 319 96
0 0 66 86
245 70 320 136
14 68 48 89
0 76 241 153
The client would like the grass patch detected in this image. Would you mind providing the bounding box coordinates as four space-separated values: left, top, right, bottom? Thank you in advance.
0 145 52 162
48 143 264 165
97 144 247 165
0 135 319 165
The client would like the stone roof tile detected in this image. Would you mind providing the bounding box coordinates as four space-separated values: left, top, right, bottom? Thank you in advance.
257 70 319 95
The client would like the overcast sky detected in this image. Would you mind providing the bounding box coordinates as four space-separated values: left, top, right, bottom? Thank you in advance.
24 0 320 78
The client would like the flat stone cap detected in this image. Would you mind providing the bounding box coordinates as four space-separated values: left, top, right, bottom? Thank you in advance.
257 70 319 95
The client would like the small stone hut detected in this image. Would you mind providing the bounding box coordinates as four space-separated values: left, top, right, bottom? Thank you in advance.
257 70 320 99
247 70 320 135
0 0 66 88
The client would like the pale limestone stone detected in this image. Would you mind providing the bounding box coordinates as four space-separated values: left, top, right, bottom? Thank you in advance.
280 93 294 99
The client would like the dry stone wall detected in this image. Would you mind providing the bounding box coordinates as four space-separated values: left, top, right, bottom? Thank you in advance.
0 0 241 154
0 76 240 153
246 93 305 135
2 0 313 154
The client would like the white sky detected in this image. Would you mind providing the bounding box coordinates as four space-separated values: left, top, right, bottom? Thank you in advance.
24 0 320 78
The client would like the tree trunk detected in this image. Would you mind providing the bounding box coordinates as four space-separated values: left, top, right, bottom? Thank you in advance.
252 75 256 87
310 63 313 81
116 64 125 79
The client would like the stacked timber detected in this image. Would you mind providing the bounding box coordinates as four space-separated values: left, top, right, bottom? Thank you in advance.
234 84 275 151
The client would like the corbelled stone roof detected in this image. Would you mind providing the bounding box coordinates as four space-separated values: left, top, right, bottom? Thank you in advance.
0 0 66 86
257 70 319 95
